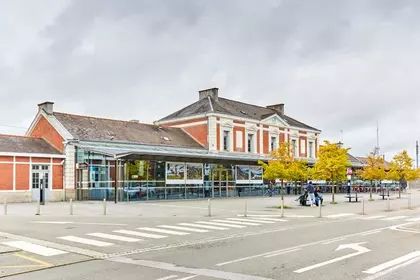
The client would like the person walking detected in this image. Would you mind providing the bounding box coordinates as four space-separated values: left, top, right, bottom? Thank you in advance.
307 181 316 207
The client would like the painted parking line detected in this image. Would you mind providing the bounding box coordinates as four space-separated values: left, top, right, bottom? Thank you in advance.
213 220 261 226
86 233 141 242
360 230 382 236
114 230 167 239
3 241 67 257
382 216 408 221
264 248 301 258
178 223 229 230
195 221 245 228
58 236 114 247
137 228 190 236
325 213 355 218
158 225 209 233
363 251 420 274
226 218 275 224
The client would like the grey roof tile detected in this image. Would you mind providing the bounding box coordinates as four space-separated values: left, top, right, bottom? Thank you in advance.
158 96 320 131
53 112 204 148
0 135 62 154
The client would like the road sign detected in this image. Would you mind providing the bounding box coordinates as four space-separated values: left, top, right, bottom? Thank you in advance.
294 242 371 274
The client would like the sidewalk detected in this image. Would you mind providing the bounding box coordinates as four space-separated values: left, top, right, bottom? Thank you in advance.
0 192 419 218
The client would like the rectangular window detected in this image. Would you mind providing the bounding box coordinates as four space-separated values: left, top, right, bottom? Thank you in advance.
309 142 314 158
291 139 297 156
223 131 229 151
271 136 277 152
248 134 254 153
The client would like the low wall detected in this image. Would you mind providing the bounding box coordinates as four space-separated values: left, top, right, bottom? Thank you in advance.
0 190 64 203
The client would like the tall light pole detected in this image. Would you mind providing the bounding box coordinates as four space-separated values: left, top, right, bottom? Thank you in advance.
416 141 419 169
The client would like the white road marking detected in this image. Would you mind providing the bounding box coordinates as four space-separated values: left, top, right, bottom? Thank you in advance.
382 216 408 221
155 275 178 280
177 276 198 280
250 217 288 222
58 236 114 247
360 216 385 220
363 256 420 280
87 233 141 242
213 220 261 226
196 221 245 228
114 230 167 239
360 230 382 236
137 227 190 236
3 241 67 256
363 251 420 274
110 257 273 280
264 248 301 258
158 225 209 233
31 221 72 224
321 237 347 245
325 213 355 218
285 215 315 218
406 217 420 222
31 221 127 226
226 218 275 224
294 243 371 273
178 223 229 230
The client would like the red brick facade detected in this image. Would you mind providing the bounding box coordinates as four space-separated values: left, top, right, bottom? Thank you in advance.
30 116 65 152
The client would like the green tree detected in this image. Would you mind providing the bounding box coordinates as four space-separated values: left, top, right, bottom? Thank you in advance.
387 150 420 197
359 152 386 201
313 141 350 203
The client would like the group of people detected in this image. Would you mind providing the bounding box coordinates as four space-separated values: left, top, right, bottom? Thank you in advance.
303 181 323 207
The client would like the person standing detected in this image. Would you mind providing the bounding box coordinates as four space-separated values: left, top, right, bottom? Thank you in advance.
307 181 316 207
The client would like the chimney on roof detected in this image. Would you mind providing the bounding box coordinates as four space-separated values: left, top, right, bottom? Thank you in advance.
266 103 284 115
199 88 219 101
38 101 54 115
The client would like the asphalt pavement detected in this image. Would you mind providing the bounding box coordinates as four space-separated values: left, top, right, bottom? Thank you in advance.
1 192 420 279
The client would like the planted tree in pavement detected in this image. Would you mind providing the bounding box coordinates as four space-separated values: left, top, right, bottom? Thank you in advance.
313 141 350 204
358 152 386 201
387 150 420 198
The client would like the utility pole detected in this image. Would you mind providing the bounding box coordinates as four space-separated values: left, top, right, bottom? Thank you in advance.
374 121 380 156
416 141 419 169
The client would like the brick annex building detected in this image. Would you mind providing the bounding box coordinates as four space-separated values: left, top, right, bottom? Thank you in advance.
0 88 325 202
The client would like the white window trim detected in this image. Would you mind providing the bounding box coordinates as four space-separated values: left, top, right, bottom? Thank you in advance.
246 132 257 153
269 133 279 152
290 137 298 157
221 128 234 152
308 141 314 159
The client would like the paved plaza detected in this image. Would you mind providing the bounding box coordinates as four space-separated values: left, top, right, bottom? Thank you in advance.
1 192 420 279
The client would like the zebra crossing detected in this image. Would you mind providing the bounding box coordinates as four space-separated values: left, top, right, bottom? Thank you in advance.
53 217 288 248
0 216 288 256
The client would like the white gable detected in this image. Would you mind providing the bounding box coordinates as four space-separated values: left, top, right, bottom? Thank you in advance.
261 114 288 127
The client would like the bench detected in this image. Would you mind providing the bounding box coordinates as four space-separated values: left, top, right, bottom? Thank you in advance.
345 193 362 202
379 193 394 200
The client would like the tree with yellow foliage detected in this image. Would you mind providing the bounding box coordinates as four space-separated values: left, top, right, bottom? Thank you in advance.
313 141 350 204
259 142 308 200
358 152 386 201
387 150 420 198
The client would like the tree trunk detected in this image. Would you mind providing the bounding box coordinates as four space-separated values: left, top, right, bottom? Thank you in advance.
281 180 284 200
331 180 335 203
370 180 373 200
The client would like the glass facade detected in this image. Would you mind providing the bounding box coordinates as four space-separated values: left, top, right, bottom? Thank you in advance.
75 147 266 201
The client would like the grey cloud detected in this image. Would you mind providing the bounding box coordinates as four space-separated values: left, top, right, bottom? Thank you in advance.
2 0 420 159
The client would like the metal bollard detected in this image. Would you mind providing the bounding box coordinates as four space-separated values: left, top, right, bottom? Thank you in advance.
318 199 322 218
69 198 73 215
280 199 284 218
3 197 7 216
362 197 365 215
36 199 40 215
103 198 107 215
208 199 212 217
244 199 248 217
408 193 412 210
387 196 391 212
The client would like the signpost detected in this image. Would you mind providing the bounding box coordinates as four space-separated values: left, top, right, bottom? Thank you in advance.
39 172 45 205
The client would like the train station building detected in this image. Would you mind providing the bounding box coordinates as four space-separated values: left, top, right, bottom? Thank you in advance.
1 88 323 202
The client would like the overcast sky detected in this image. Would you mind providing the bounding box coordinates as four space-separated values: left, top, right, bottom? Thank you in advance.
1 0 420 161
